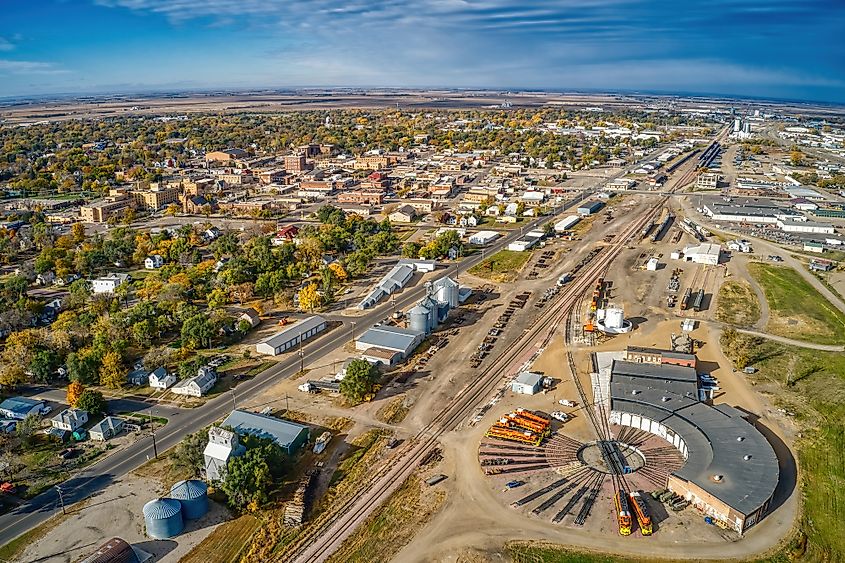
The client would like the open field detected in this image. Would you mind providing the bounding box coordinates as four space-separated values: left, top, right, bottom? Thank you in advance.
722 332 845 562
181 514 260 563
716 280 761 327
326 475 445 563
748 263 845 344
467 250 533 282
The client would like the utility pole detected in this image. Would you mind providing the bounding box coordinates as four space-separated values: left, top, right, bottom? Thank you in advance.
298 332 305 373
231 389 237 411
350 321 357 343
285 393 289 412
55 485 65 515
149 408 158 459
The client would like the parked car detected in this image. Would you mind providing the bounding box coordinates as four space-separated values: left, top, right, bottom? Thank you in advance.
551 411 569 422
0 482 16 494
558 399 576 407
39 405 53 415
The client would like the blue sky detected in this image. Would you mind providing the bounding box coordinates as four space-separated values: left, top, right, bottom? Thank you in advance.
0 0 843 103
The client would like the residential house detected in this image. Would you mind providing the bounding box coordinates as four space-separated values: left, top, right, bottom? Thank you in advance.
127 368 149 386
91 273 130 294
171 366 218 397
238 308 261 328
51 408 89 432
89 417 125 441
144 255 164 269
148 367 176 390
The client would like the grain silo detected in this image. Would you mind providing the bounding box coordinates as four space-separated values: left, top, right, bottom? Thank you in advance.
143 498 184 539
408 304 431 334
169 479 209 520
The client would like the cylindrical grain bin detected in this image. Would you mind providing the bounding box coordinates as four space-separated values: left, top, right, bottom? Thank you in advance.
170 479 209 520
143 498 184 539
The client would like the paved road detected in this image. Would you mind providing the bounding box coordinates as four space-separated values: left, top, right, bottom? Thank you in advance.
0 191 596 547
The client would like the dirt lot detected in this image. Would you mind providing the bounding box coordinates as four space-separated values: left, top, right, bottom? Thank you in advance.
14 472 231 563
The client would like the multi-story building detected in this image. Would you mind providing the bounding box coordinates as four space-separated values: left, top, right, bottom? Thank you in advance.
284 153 308 172
337 190 385 205
353 154 399 171
205 148 248 166
131 185 179 211
80 194 131 223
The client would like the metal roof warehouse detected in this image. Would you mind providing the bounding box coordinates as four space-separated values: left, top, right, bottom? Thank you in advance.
221 409 310 455
256 315 327 356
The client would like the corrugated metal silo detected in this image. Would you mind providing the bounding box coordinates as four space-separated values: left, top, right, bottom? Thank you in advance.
408 305 430 334
143 498 184 539
170 479 209 520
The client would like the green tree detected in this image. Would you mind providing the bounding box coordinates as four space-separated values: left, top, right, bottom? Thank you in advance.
66 350 99 384
220 446 272 510
339 359 379 403
172 430 209 478
29 349 60 383
16 414 41 445
76 389 106 415
181 313 214 349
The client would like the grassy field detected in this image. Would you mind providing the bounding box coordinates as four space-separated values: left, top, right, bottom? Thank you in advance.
505 541 794 563
468 249 533 282
715 280 761 327
181 514 260 563
748 262 845 344
326 475 445 563
721 332 845 562
375 395 410 424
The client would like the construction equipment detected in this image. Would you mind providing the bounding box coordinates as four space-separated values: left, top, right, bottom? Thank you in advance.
629 491 653 536
615 489 633 536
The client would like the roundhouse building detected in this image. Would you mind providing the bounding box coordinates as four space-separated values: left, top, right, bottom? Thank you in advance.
609 359 779 533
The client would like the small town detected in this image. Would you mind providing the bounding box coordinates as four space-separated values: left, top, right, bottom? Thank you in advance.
0 3 843 563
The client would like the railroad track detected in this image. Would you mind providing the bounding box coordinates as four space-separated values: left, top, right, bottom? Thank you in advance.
288 130 727 562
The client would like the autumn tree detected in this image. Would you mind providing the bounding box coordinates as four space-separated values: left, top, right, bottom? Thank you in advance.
67 381 85 407
76 389 106 415
99 351 126 389
328 262 347 282
298 283 321 312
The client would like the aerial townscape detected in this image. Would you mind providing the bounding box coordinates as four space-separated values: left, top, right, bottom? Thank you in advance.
0 2 843 563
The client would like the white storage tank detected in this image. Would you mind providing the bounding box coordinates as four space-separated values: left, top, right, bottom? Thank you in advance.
143 498 184 539
604 308 625 329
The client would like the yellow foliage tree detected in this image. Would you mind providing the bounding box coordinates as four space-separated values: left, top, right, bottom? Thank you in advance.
328 262 347 282
99 351 126 389
71 222 86 243
298 283 321 312
67 380 84 407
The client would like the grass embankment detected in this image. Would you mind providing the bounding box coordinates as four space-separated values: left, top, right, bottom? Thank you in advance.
181 514 260 563
716 280 761 327
748 262 845 344
722 331 845 562
326 475 445 563
468 249 532 283
375 395 410 424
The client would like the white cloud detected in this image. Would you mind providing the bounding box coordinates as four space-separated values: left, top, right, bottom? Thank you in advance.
0 60 68 75
0 37 15 52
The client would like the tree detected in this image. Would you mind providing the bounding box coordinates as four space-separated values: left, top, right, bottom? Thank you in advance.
16 414 41 445
181 313 214 349
67 380 84 407
328 262 347 282
298 283 321 312
29 349 60 383
99 351 126 389
71 222 86 244
172 430 209 477
402 241 421 258
220 447 272 510
76 389 106 415
67 350 98 384
790 149 804 167
238 319 253 334
339 359 379 403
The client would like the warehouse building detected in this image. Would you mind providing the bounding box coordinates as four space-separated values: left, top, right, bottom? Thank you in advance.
607 359 779 534
256 316 327 356
468 230 501 245
356 324 425 359
221 409 310 455
511 371 543 395
554 215 581 233
357 263 416 310
577 200 605 216
776 219 835 234
0 397 46 420
682 243 722 265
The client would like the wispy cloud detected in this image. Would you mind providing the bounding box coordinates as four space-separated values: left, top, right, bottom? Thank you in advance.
0 60 68 75
0 36 15 52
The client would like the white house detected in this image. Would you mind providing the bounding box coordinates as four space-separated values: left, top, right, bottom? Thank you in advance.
51 408 89 432
203 426 245 481
148 367 176 390
144 255 164 269
511 371 543 395
91 273 130 294
171 366 217 397
89 416 125 441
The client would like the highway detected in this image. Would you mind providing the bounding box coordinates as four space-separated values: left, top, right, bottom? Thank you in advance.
0 191 598 547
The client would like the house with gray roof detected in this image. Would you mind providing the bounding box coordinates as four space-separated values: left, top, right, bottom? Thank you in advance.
0 397 46 420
